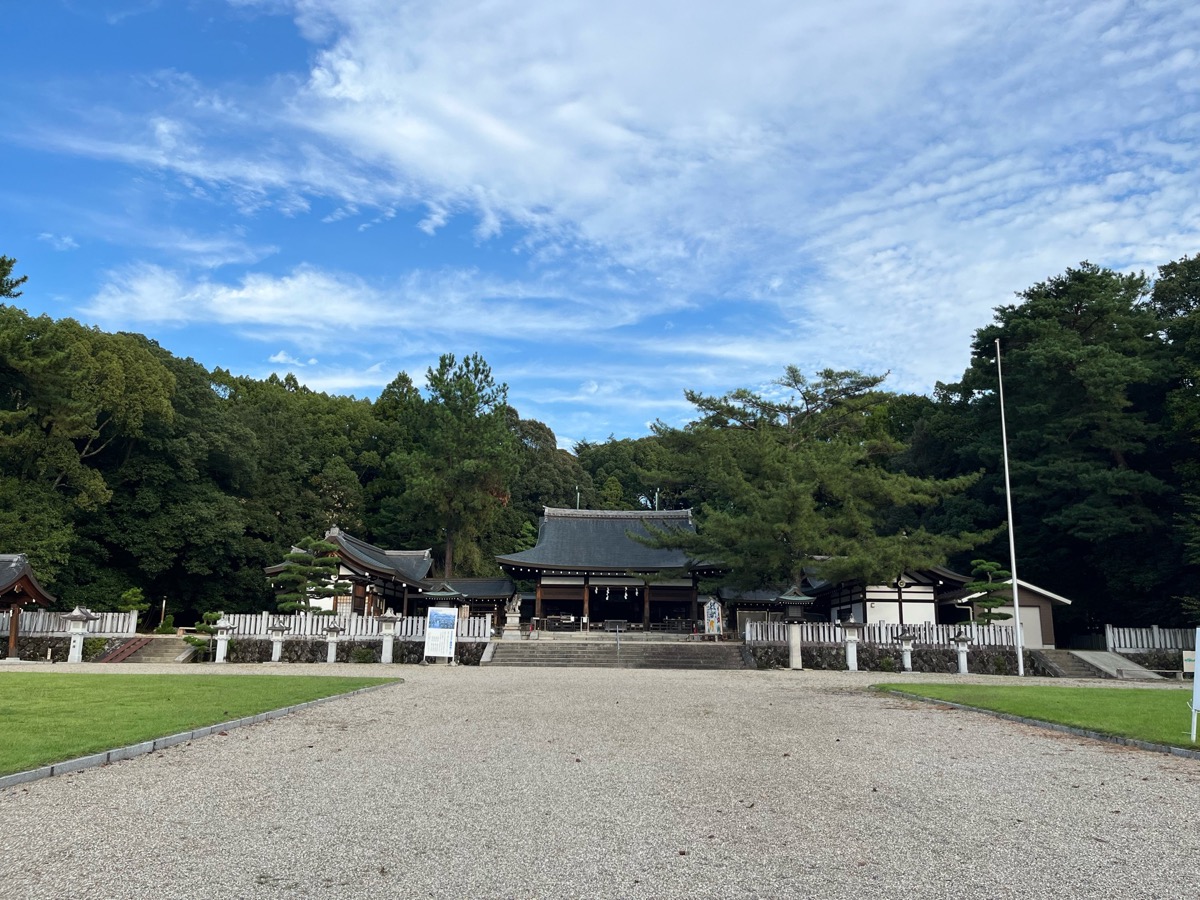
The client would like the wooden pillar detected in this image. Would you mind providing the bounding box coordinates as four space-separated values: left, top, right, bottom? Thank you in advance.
535 581 543 619
642 584 650 628
401 586 409 618
582 577 590 623
7 603 20 658
690 581 699 623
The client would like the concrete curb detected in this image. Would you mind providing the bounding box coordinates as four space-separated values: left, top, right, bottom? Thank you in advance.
0 679 402 791
880 687 1200 761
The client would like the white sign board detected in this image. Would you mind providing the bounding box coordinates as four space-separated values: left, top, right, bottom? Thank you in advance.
1184 646 1195 674
704 599 723 636
424 607 459 659
1191 629 1199 743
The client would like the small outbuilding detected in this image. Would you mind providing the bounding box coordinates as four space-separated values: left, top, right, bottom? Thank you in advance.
1 554 56 657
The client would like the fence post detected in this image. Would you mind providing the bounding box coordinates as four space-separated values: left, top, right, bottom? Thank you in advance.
1105 624 1114 652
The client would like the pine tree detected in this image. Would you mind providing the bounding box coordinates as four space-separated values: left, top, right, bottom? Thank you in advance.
962 559 1013 625
270 537 349 613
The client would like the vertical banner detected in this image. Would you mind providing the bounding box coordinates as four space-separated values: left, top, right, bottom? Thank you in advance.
704 599 723 636
424 607 459 659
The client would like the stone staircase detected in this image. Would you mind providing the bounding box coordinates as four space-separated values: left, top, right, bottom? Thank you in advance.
1033 649 1108 679
121 636 193 664
485 640 747 670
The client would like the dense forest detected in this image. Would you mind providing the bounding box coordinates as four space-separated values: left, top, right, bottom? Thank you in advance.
2 253 1198 637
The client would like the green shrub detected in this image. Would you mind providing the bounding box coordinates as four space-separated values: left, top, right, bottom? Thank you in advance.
82 638 108 661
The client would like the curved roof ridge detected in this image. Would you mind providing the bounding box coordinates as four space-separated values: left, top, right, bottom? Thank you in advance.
543 507 691 521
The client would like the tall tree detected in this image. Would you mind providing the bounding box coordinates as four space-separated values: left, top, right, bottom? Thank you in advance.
903 262 1177 629
375 354 518 576
0 255 27 298
650 367 987 590
1149 254 1200 622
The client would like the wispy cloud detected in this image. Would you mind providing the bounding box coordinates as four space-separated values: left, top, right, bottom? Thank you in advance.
38 232 78 251
11 0 1200 438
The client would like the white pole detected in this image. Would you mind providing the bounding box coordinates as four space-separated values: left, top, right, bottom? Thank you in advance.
996 339 1025 677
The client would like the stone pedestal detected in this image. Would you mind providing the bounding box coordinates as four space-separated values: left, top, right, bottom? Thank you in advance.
787 622 803 670
502 612 522 640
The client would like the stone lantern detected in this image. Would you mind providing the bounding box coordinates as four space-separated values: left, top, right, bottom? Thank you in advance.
324 623 344 664
896 627 917 673
777 586 814 671
213 615 235 664
841 614 865 672
952 628 972 675
267 620 289 663
61 606 100 663
378 610 399 664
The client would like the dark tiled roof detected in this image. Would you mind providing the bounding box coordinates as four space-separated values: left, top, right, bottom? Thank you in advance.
718 585 816 604
0 554 55 605
432 577 515 600
325 528 432 584
496 508 701 572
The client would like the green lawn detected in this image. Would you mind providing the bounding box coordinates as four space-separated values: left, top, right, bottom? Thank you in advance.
877 683 1198 749
0 673 398 775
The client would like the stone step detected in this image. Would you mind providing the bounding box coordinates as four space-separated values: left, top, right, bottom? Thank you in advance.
485 642 746 670
124 638 190 663
1035 649 1106 679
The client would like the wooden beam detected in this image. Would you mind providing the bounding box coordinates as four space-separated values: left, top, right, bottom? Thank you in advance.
642 584 650 628
535 581 543 619
7 603 20 658
582 576 590 623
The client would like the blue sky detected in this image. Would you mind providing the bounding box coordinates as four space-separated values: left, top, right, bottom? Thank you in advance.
3 1 1198 447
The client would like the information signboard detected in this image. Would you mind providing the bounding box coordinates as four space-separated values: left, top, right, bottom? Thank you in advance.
704 599 723 636
424 607 458 660
1191 629 1199 742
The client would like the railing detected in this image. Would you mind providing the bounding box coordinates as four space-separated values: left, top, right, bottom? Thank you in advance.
744 620 1018 647
1105 625 1196 653
220 612 492 642
0 610 138 637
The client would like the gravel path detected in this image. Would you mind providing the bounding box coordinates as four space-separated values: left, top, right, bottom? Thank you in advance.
2 665 1198 899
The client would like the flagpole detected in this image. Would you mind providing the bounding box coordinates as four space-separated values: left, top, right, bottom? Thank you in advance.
996 338 1025 676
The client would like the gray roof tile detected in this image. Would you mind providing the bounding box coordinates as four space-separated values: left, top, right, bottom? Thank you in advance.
497 508 700 572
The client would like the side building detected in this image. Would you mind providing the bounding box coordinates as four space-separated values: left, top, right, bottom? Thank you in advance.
268 528 515 623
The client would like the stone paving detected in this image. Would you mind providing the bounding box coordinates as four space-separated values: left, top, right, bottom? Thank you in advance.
1 664 1198 898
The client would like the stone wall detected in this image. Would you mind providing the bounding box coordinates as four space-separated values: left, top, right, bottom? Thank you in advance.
748 643 1032 675
0 636 118 662
225 638 483 666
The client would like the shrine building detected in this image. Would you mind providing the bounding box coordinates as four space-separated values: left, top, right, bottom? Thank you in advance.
495 508 724 628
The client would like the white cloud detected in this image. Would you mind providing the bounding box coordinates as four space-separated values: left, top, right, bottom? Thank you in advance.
81 262 689 347
17 0 1200 438
38 233 79 250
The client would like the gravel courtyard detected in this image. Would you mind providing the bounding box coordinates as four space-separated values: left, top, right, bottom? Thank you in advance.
2 664 1198 899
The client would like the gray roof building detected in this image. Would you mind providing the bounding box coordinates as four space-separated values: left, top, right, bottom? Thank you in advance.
497 508 718 577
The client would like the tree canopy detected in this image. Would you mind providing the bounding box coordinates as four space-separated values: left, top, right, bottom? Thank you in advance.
3 251 1200 634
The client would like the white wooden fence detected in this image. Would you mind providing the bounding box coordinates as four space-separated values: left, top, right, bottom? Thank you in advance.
1105 624 1195 653
744 620 1018 648
219 613 493 642
0 609 138 637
